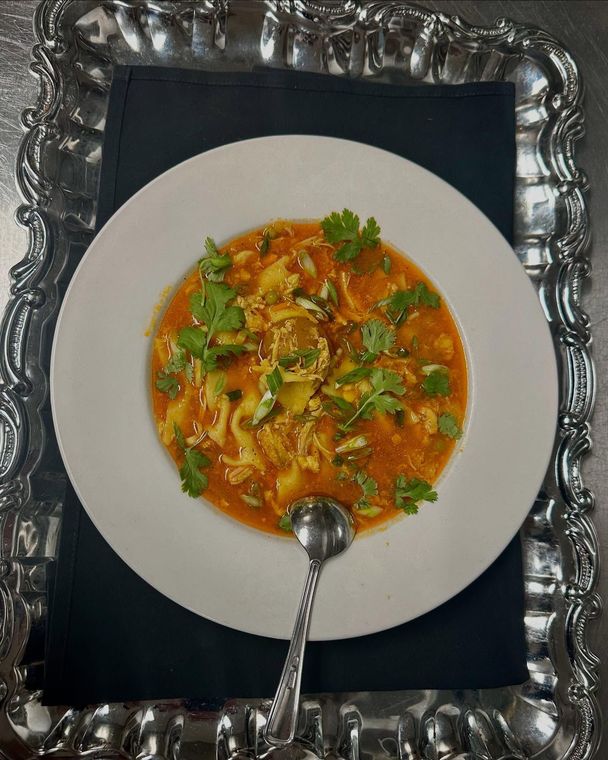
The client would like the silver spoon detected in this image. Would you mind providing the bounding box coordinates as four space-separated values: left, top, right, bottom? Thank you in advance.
264 496 356 748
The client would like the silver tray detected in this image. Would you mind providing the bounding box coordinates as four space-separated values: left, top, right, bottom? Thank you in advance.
0 1 600 758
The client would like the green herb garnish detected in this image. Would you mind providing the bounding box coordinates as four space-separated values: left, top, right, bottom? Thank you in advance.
259 230 271 256
155 371 180 399
374 282 440 326
353 470 378 509
438 412 462 438
395 476 437 514
180 282 246 375
422 368 451 397
382 254 391 274
360 319 396 363
199 237 232 282
321 209 381 264
335 367 373 387
174 423 211 498
278 348 321 369
226 389 243 402
341 368 404 430
278 513 292 532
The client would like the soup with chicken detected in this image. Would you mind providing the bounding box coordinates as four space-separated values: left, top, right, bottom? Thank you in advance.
151 211 467 536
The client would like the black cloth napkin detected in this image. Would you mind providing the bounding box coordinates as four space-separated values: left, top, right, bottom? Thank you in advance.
44 67 527 706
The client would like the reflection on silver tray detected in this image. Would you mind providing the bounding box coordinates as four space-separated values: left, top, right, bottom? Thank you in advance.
0 1 599 758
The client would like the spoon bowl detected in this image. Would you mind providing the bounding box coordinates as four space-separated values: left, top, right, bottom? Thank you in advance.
290 496 355 563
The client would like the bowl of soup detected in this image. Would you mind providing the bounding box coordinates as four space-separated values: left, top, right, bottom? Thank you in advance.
151 213 467 535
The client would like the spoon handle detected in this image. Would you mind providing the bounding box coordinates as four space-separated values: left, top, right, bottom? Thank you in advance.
264 558 321 747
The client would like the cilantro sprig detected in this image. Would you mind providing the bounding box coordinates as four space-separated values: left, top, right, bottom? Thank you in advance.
353 470 378 509
395 476 437 514
174 423 211 498
340 368 404 430
155 371 180 399
438 412 462 439
360 319 396 363
199 237 232 282
321 209 381 264
422 368 451 397
374 282 440 326
155 347 190 398
179 282 246 376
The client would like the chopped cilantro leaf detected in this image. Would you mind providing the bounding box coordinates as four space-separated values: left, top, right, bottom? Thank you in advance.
374 282 441 326
341 368 404 430
156 371 179 399
164 348 186 374
422 369 451 397
259 230 271 256
173 423 211 498
438 412 462 439
177 326 207 359
361 217 381 249
353 469 378 509
181 283 245 376
199 237 232 282
360 319 396 362
321 209 381 265
395 476 437 514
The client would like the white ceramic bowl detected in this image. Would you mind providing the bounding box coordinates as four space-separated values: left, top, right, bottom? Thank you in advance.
51 135 557 640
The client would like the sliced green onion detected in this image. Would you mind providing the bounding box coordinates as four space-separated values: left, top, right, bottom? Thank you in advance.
421 364 448 375
325 279 339 306
335 367 373 387
213 373 226 396
295 296 328 319
278 513 292 532
240 493 262 508
251 367 283 425
335 435 369 454
356 506 383 518
266 366 283 395
251 389 276 426
344 447 372 461
298 250 317 278
226 389 243 402
382 254 391 274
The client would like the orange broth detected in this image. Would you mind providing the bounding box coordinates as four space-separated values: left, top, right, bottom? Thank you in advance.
151 220 467 536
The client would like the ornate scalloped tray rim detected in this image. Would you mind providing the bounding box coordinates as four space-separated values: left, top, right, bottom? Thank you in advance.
0 1 600 759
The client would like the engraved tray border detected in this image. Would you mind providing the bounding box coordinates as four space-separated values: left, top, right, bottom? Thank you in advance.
0 1 600 758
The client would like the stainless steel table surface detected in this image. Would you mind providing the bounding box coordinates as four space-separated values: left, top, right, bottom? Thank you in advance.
1 0 605 723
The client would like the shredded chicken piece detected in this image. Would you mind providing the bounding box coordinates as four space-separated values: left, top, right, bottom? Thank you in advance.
434 333 455 361
297 420 316 455
226 465 254 485
297 454 320 472
338 271 366 319
236 294 268 332
418 406 438 434
258 421 292 469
